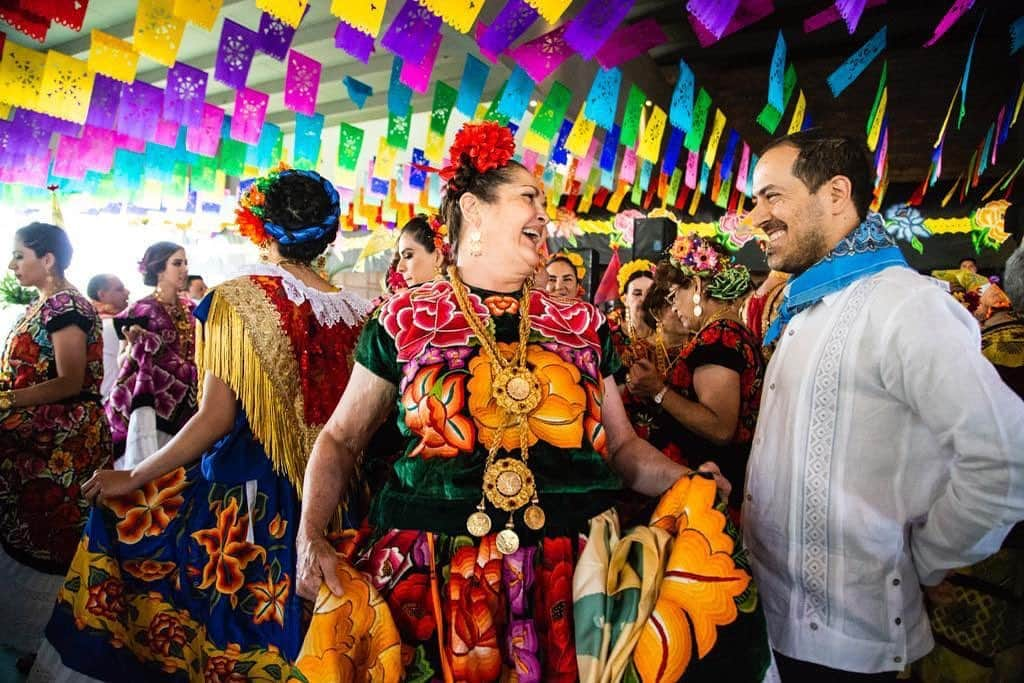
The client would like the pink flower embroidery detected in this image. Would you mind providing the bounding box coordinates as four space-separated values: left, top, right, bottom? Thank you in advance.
379 281 490 362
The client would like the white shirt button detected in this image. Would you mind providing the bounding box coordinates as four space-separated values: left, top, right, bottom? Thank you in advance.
787 328 795 336
809 622 818 631
894 656 903 664
769 383 776 391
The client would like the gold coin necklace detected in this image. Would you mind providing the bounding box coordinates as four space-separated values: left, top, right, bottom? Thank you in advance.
449 266 545 555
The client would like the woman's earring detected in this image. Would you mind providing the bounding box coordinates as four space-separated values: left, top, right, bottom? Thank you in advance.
468 229 482 257
692 292 703 318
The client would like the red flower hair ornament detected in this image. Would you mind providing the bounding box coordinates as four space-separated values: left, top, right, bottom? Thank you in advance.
440 121 517 188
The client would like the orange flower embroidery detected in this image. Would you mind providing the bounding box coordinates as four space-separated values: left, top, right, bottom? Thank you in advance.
447 537 504 683
403 365 475 458
634 477 750 682
247 569 291 627
268 513 288 539
483 295 519 316
191 498 266 596
467 343 586 451
104 468 189 544
123 559 176 582
582 380 607 458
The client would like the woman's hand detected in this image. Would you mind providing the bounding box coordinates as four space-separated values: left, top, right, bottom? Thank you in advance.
626 359 665 400
297 535 345 600
82 469 140 503
696 461 732 502
124 325 145 345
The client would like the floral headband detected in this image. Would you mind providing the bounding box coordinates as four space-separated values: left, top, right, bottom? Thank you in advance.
428 216 453 259
548 251 586 280
439 121 516 190
236 165 341 248
617 259 654 295
668 233 752 301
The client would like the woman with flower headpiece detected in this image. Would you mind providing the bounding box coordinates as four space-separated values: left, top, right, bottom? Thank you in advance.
623 234 763 515
294 122 772 683
105 242 197 470
392 214 452 289
34 169 378 682
545 251 586 299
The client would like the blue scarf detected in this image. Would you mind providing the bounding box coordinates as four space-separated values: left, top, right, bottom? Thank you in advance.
763 213 909 346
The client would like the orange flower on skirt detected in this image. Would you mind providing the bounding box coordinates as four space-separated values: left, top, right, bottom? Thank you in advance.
123 559 176 582
268 513 288 539
634 476 751 682
104 468 189 544
447 536 505 683
191 498 266 596
467 343 586 451
402 364 475 458
247 568 291 627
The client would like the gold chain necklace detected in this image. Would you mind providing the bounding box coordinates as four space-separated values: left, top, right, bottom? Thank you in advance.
448 266 544 555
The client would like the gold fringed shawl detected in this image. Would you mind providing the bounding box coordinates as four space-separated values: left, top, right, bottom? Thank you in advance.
195 277 322 494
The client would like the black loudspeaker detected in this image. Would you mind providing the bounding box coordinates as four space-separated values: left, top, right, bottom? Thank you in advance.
632 218 677 262
579 248 600 299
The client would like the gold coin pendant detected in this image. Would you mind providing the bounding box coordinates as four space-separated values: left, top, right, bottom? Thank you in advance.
523 504 546 530
496 528 520 555
466 511 492 537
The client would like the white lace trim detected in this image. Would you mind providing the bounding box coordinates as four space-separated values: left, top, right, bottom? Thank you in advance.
234 263 373 328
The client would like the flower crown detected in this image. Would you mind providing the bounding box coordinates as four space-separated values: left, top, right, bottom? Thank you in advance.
617 259 654 295
235 164 341 249
440 121 517 190
548 251 586 280
668 233 752 301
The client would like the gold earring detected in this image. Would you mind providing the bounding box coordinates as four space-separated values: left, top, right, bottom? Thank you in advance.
468 229 482 257
692 292 703 318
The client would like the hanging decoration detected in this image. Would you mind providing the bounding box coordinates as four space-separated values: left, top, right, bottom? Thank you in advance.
684 88 712 152
185 103 224 156
565 0 635 60
230 88 269 144
343 76 373 108
594 18 668 69
757 64 795 133
495 66 535 122
638 105 667 163
527 81 572 151
293 112 324 170
116 80 164 142
259 5 309 61
85 75 122 129
0 4 50 42
172 0 222 31
477 0 538 61
420 0 486 33
400 32 443 93
381 0 442 66
523 0 573 24
256 0 308 28
215 19 259 89
620 85 647 149
455 53 489 117
508 24 574 84
689 0 775 48
388 56 413 116
429 80 458 137
334 21 375 63
37 51 94 124
687 0 742 41
337 122 365 173
88 30 139 84
284 50 322 116
164 61 208 126
133 0 186 67
866 61 887 151
924 0 975 48
834 0 868 34
957 11 984 128
826 26 886 97
584 67 621 130
804 0 884 33
1011 16 1024 55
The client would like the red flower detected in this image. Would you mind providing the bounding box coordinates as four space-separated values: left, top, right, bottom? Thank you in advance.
447 537 505 683
359 530 420 591
235 207 269 247
442 121 516 181
535 537 577 682
528 291 603 353
387 572 437 642
483 295 519 317
378 281 490 362
86 578 126 620
147 612 188 656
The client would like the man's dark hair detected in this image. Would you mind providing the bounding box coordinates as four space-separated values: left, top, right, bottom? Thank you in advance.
959 257 977 266
187 275 205 285
87 274 114 301
761 129 875 221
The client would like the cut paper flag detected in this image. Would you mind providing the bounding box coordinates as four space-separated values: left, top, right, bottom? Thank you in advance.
172 0 222 31
429 81 457 135
804 0 884 33
456 54 489 117
827 26 885 97
477 0 538 61
387 109 412 149
164 61 208 126
662 126 683 174
231 87 269 144
689 0 774 47
564 0 635 60
259 5 309 61
565 108 598 157
530 81 573 142
638 105 667 163
924 0 975 48
703 108 726 167
293 112 323 170
524 0 574 24
116 80 164 141
186 103 224 156
670 59 694 131
334 21 375 63
256 0 308 28
344 76 373 108
215 19 258 89
687 0 742 41
767 30 786 112
496 66 534 122
620 85 647 149
0 42 44 112
758 63 796 132
133 0 186 68
585 67 621 131
957 12 984 128
594 18 668 69
89 30 139 83
388 57 413 117
330 0 385 36
86 75 123 129
37 51 94 124
834 0 868 34
337 122 364 172
787 90 806 134
508 24 573 84
284 50 322 116
866 61 887 151
381 0 443 66
684 88 712 152
400 32 443 93
420 0 486 33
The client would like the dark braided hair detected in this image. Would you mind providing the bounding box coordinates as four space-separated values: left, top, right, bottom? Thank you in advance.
263 172 339 263
439 154 529 254
399 215 437 253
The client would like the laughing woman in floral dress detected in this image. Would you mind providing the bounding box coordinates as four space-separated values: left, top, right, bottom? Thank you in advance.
293 123 764 683
0 223 111 667
33 169 374 681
